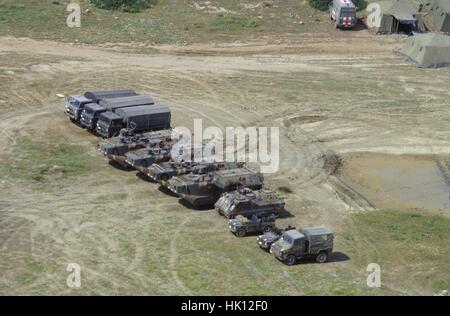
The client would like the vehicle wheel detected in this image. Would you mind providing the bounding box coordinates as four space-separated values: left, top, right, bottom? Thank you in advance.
283 255 296 266
316 251 328 263
235 229 246 237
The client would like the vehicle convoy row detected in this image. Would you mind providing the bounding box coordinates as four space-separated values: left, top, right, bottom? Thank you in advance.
65 89 335 266
65 90 171 138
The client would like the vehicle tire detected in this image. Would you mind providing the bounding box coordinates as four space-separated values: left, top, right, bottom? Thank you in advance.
283 255 296 266
235 229 246 237
316 251 328 263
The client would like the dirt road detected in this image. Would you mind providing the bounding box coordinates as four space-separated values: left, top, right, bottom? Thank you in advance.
1 33 449 295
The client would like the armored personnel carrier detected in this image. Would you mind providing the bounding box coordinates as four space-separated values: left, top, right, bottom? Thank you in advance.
271 226 334 265
147 161 245 184
228 214 276 237
215 187 285 219
256 225 296 251
124 144 172 173
167 167 263 208
98 129 175 166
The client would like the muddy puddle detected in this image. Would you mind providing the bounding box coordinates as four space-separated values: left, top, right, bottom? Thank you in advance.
340 153 450 212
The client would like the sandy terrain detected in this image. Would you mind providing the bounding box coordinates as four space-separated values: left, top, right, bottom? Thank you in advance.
1 32 449 295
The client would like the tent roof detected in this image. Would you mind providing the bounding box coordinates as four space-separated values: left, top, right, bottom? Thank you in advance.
378 0 419 21
431 0 450 12
400 33 450 67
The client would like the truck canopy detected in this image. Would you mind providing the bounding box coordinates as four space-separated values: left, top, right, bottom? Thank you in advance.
114 103 170 119
84 89 137 103
98 95 154 111
300 226 333 237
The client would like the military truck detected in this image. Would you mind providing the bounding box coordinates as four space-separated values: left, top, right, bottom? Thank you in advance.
256 225 296 251
124 144 172 172
80 95 154 132
148 161 245 183
329 0 357 29
96 103 171 138
167 167 263 208
271 226 334 265
215 187 285 219
228 214 276 237
65 89 137 123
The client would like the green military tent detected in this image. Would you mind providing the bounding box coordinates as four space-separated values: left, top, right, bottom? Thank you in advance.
427 0 450 33
400 32 450 67
373 0 425 34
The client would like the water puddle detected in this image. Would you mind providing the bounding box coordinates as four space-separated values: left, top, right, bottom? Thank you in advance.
340 153 450 212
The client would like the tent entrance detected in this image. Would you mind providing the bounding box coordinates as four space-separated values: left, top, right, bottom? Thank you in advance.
396 20 415 34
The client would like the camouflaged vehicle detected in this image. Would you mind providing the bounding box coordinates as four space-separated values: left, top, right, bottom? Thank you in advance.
147 161 245 184
124 144 172 173
256 225 296 251
271 226 334 265
167 167 264 208
98 129 175 166
124 140 204 173
215 188 285 219
228 214 276 237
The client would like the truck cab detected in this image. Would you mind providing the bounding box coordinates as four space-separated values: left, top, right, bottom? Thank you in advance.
96 112 123 138
329 0 357 29
271 226 334 265
64 95 92 122
80 103 106 130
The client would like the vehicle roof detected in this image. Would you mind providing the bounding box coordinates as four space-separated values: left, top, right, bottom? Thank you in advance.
100 111 121 120
70 95 91 102
98 95 154 109
284 230 305 240
300 226 333 237
84 103 105 111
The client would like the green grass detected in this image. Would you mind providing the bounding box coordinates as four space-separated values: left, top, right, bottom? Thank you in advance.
348 210 450 293
4 137 97 183
0 0 332 44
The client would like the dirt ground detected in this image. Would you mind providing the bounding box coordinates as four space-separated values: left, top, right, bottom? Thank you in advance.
1 31 450 295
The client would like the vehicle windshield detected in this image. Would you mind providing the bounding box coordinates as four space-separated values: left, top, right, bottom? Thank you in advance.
68 97 80 107
98 116 111 124
281 233 294 245
84 108 93 114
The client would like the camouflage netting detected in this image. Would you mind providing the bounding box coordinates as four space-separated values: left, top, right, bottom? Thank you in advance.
90 0 158 12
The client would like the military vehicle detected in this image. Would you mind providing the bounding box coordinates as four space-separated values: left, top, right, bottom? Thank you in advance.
64 96 92 122
65 89 137 123
228 214 276 237
99 129 174 156
148 161 245 183
329 0 357 29
80 103 107 129
215 187 285 219
167 168 263 208
256 225 296 251
124 144 172 173
271 226 334 265
96 103 171 138
81 95 154 132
